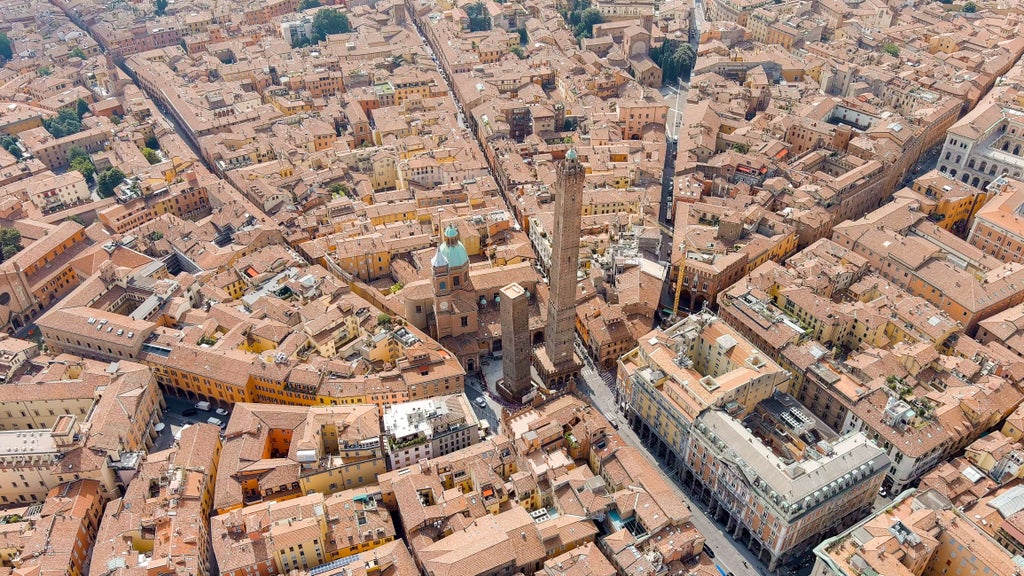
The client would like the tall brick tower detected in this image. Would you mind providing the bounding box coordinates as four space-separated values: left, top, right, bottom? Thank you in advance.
535 149 584 389
497 283 531 402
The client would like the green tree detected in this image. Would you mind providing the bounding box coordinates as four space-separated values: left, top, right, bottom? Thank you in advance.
110 114 122 125
144 135 160 150
44 108 83 138
0 227 20 261
465 2 492 32
0 33 11 61
69 47 86 59
312 8 352 42
154 0 168 15
510 46 526 59
96 168 125 197
76 98 90 119
69 150 95 183
882 42 900 57
65 215 85 225
71 157 95 182
0 135 20 159
962 1 977 11
148 231 164 241
299 0 321 8
37 66 51 76
328 183 349 197
672 44 696 77
377 313 392 327
67 146 89 163
0 227 22 262
652 42 696 83
141 147 160 164
573 7 603 39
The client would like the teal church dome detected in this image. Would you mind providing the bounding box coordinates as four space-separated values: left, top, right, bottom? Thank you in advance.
433 224 469 269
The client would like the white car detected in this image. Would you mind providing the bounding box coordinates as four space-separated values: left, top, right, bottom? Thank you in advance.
215 408 230 416
153 422 166 432
206 417 224 427
475 396 487 408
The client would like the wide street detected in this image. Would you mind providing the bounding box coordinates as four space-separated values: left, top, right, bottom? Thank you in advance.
575 360 774 576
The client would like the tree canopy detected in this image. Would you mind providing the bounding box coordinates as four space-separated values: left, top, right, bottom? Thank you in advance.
312 8 352 42
299 0 321 9
154 0 168 15
962 1 978 12
69 47 86 59
0 228 22 262
652 43 696 84
141 147 160 164
97 168 125 198
560 0 604 40
0 33 11 61
67 147 95 183
0 135 20 159
465 2 492 32
43 107 84 138
67 146 89 163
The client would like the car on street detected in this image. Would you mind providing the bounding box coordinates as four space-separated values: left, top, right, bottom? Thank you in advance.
153 422 165 432
475 396 487 408
182 408 197 417
705 547 715 559
215 408 230 416
207 417 224 427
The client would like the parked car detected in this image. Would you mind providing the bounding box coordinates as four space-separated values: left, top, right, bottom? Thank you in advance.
705 547 715 559
475 396 487 408
182 408 197 417
215 408 230 416
195 401 212 411
206 417 223 427
153 422 166 432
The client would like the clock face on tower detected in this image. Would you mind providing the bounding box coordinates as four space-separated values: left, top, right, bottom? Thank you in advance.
439 301 449 311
